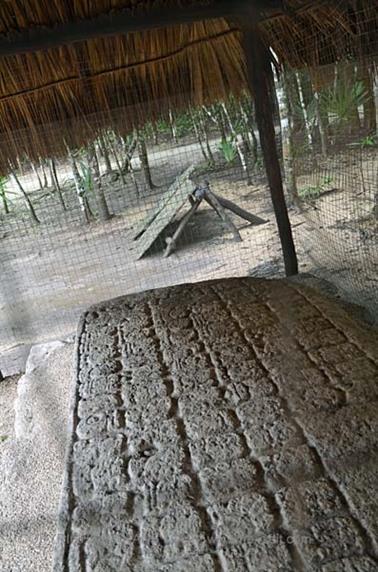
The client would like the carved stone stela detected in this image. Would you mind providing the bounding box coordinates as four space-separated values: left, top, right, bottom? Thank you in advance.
54 277 378 571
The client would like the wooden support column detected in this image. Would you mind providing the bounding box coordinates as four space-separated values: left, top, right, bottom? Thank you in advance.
242 15 298 276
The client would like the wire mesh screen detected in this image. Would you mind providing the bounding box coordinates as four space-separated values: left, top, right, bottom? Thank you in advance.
295 143 377 315
0 80 280 372
1 4 378 373
279 55 378 320
271 1 378 320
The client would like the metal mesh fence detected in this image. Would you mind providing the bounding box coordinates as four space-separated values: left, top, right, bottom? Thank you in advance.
283 57 378 321
295 144 377 315
1 31 377 374
0 85 279 372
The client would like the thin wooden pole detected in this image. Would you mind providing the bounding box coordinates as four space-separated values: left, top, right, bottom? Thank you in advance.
213 194 267 225
242 18 298 276
164 198 202 258
205 190 242 243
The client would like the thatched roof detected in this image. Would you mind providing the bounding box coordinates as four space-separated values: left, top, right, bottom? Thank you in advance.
0 0 377 170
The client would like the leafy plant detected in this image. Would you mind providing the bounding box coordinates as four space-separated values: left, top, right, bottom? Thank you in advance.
299 185 322 200
299 176 334 200
78 160 93 194
219 138 237 163
175 112 193 138
321 80 368 128
359 134 377 148
322 176 333 186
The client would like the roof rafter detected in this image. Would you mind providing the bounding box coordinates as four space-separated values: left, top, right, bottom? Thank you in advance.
0 0 285 57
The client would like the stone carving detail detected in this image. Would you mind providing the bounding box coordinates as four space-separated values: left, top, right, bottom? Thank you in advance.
54 278 378 571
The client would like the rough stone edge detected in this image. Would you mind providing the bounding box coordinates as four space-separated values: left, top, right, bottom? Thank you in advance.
14 341 67 440
52 311 89 572
285 278 378 360
286 272 377 327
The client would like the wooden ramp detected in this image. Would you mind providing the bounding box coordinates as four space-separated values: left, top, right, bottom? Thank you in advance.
131 166 197 260
131 167 268 260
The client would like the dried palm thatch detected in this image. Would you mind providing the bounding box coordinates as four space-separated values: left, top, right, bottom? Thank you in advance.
0 0 376 172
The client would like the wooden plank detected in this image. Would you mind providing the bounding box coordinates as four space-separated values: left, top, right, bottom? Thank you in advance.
164 197 202 258
204 190 242 242
213 194 267 225
132 177 197 260
132 166 196 240
242 15 298 276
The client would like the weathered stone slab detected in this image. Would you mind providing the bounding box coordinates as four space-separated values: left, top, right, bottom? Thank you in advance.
54 277 378 571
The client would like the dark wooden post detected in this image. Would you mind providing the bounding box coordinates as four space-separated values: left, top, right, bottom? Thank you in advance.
242 15 298 276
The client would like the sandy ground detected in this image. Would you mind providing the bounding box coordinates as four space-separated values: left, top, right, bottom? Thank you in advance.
0 340 74 572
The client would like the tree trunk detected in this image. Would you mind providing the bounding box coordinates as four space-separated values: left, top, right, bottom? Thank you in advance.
31 162 43 190
99 135 112 174
358 62 377 134
40 159 49 187
290 72 307 136
49 158 66 210
168 109 178 143
271 76 284 162
17 158 24 177
203 104 228 140
122 134 138 173
241 132 251 157
221 102 252 185
242 99 259 164
297 70 316 147
281 67 300 206
313 88 328 156
106 134 126 185
190 109 209 162
284 72 307 149
137 133 156 191
152 122 159 146
69 152 92 223
216 105 228 140
343 63 361 136
1 188 9 214
87 145 111 221
239 101 253 152
121 132 139 194
200 111 215 166
10 166 40 224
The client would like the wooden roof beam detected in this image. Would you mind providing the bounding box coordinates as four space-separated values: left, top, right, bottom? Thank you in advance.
0 0 284 57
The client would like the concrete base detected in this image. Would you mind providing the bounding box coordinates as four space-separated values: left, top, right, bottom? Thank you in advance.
54 277 378 571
